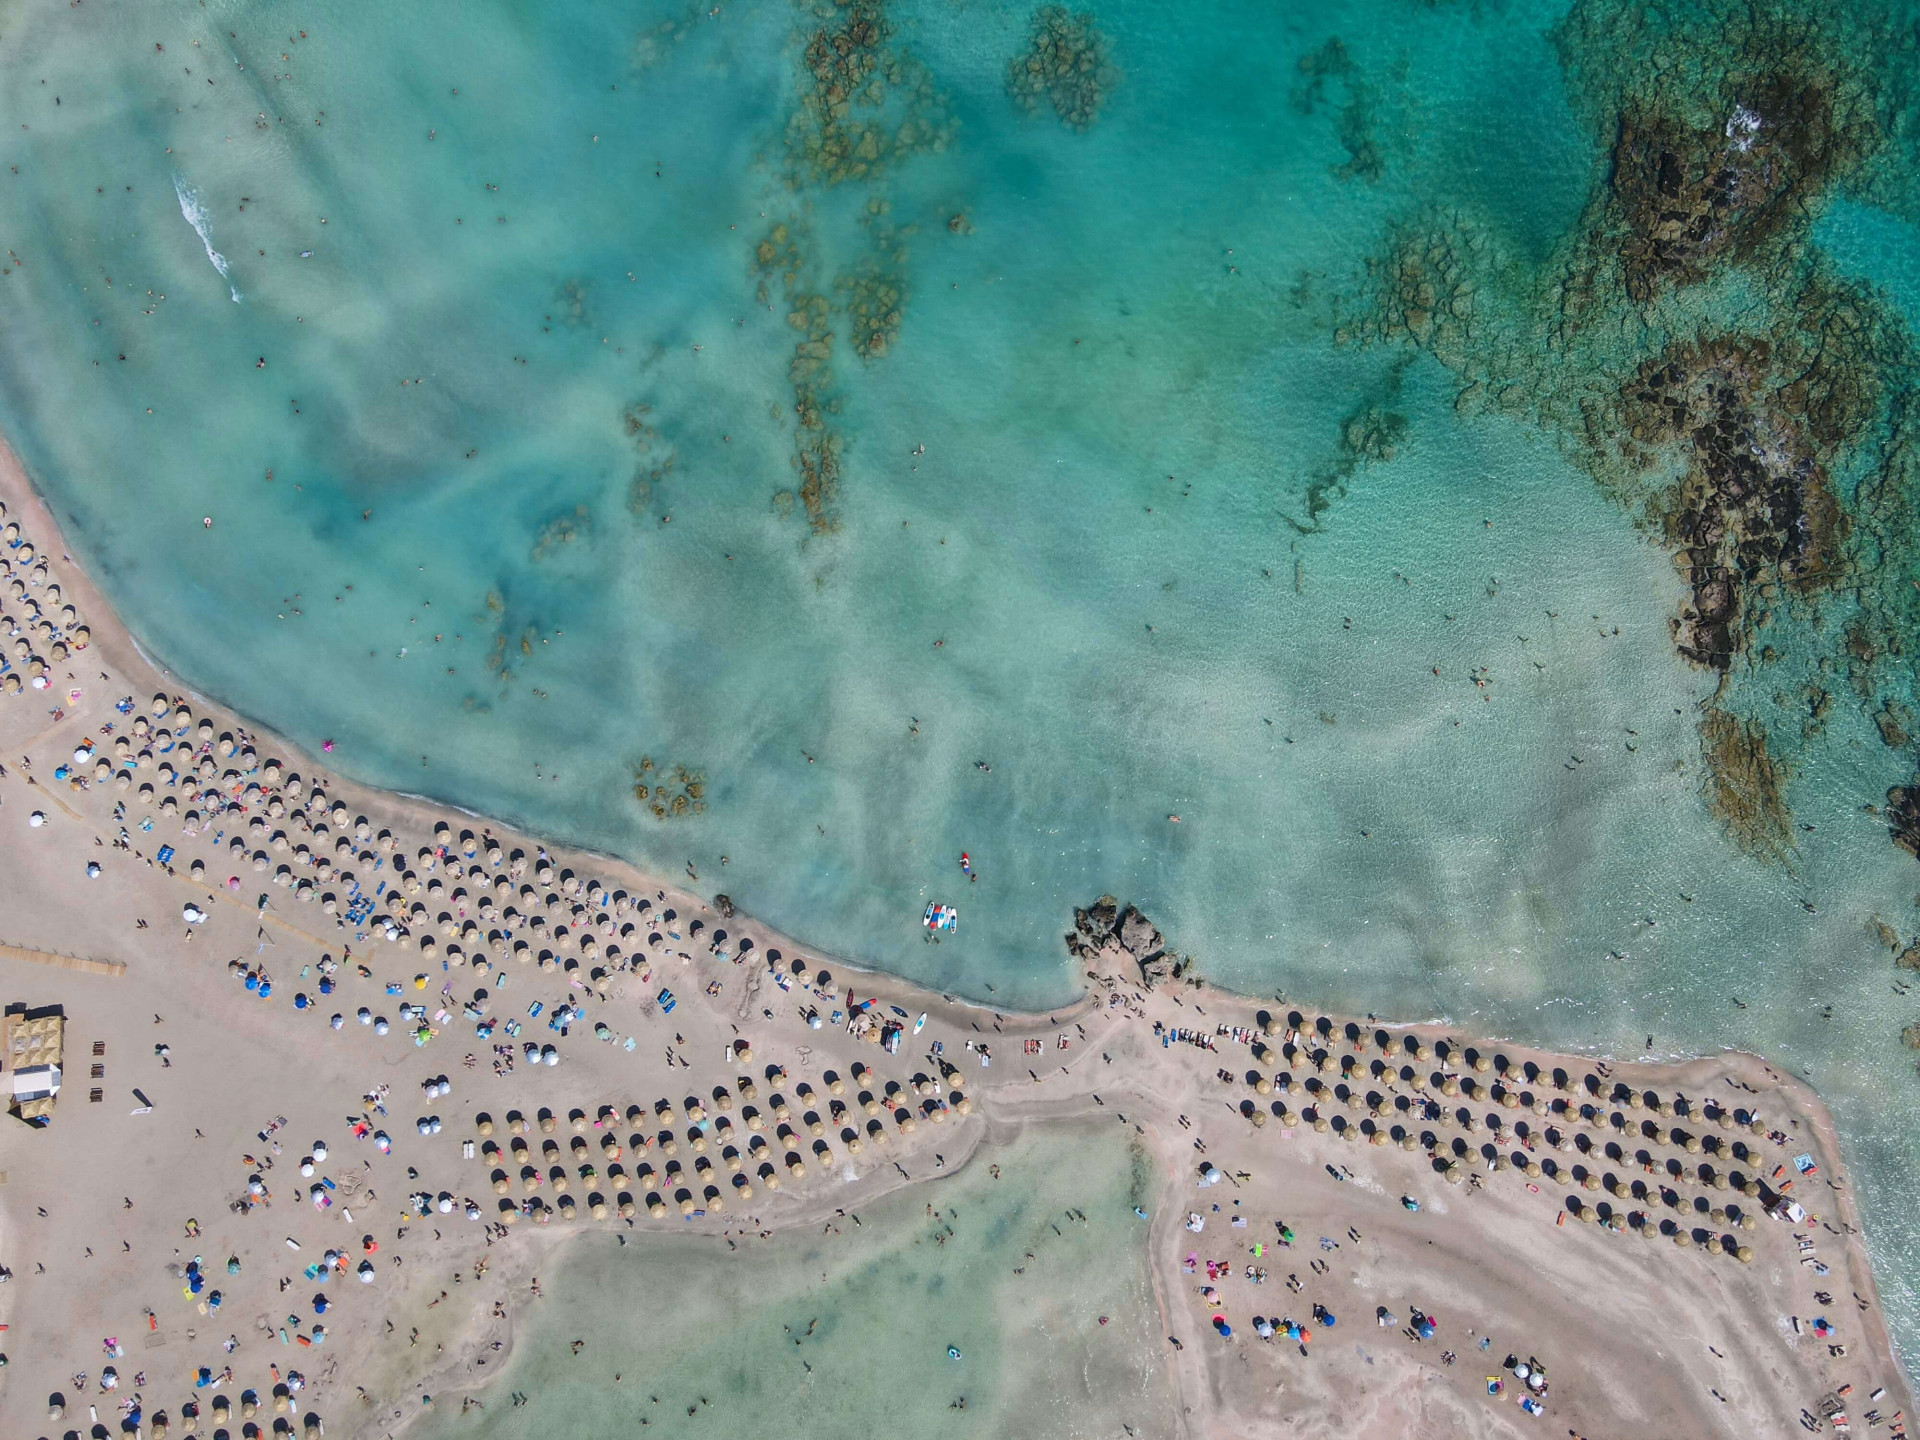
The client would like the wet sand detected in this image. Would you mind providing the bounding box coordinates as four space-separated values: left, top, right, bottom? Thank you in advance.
0 434 1908 1440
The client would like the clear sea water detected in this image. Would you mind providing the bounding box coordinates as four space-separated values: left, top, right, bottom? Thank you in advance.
6 0 1920 1380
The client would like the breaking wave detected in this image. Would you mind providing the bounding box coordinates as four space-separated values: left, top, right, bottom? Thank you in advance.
173 174 240 302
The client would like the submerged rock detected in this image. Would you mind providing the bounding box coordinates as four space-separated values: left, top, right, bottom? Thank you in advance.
1887 784 1920 860
1699 705 1792 864
1007 6 1118 132
1617 331 1853 672
1607 67 1869 304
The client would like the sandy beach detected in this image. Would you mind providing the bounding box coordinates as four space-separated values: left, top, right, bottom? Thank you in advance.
0 433 1909 1440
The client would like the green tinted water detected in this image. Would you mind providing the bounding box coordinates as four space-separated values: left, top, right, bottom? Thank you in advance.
406 1124 1168 1440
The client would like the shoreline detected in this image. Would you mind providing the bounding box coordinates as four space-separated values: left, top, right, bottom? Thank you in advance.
0 432 1910 1439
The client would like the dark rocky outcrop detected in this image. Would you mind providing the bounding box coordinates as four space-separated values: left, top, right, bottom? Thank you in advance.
1609 69 1862 304
1699 705 1793 864
1886 785 1920 861
1066 895 1176 988
1068 895 1119 952
1006 6 1118 132
1620 335 1852 673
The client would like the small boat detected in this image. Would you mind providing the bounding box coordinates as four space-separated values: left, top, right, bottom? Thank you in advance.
913 1012 927 1034
923 903 957 932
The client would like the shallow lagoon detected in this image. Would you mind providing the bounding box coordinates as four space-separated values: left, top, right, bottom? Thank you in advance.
405 1123 1170 1440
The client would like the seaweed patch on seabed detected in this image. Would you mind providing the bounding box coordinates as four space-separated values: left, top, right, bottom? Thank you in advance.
1342 0 1920 865
621 402 676 520
633 755 708 820
755 221 843 534
1698 703 1795 867
759 0 955 535
531 505 591 563
1006 6 1119 132
1289 37 1394 183
472 587 545 693
1282 359 1410 535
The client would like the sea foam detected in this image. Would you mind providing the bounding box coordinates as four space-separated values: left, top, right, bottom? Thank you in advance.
174 174 240 302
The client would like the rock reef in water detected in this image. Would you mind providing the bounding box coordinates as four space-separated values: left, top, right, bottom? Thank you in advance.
1285 365 1411 534
632 755 707 820
1345 0 1920 866
1699 705 1794 864
756 1 954 537
1007 6 1118 131
785 0 952 187
621 402 677 520
1605 67 1872 304
1290 37 1387 183
1885 784 1920 860
1616 331 1853 671
1066 895 1179 988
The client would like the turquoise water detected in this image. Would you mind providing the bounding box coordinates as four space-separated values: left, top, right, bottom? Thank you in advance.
7 0 1920 1368
405 1123 1169 1439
